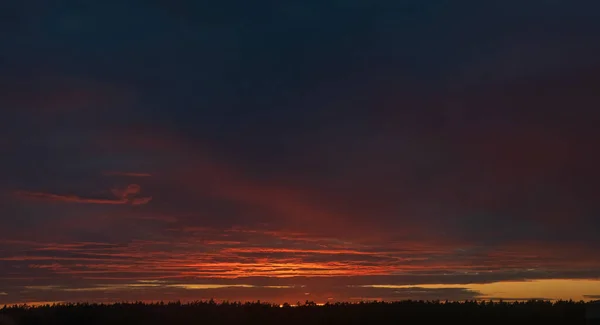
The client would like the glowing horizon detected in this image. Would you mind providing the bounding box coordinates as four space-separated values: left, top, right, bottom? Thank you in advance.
2 0 599 305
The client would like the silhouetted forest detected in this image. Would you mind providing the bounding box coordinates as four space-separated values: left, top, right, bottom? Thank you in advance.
0 300 593 325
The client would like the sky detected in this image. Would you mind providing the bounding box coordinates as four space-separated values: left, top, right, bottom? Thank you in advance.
1 0 600 305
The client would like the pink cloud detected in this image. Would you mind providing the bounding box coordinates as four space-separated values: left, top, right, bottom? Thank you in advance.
111 184 142 199
131 196 153 205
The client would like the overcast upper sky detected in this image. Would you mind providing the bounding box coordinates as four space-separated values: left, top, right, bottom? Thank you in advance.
1 0 600 304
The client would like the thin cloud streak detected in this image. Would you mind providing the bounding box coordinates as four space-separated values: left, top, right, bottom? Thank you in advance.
103 171 152 177
1 227 599 285
13 191 129 205
14 183 152 206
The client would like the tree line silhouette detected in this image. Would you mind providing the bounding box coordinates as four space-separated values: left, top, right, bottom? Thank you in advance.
0 299 594 325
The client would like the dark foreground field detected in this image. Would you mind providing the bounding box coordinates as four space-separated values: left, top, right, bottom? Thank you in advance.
0 300 592 325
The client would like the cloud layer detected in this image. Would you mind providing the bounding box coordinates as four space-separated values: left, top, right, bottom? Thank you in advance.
1 0 600 305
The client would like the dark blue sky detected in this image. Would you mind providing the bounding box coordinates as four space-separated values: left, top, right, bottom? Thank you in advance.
1 0 599 304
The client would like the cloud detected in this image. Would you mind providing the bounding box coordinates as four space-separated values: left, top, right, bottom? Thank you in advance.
14 184 152 206
103 171 152 177
14 191 129 205
14 283 481 303
19 277 598 304
111 184 153 205
0 0 598 307
347 287 482 302
1 227 599 288
111 184 141 199
131 196 153 205
126 215 177 223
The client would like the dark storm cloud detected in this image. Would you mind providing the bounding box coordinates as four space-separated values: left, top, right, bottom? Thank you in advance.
1 0 600 304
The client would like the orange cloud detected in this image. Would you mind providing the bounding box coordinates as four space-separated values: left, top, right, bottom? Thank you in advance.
220 247 389 256
51 129 597 296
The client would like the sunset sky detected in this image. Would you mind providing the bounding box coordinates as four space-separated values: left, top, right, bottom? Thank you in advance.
1 1 600 305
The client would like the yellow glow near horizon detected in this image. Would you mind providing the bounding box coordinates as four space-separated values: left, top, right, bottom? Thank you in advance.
6 301 65 306
365 279 600 301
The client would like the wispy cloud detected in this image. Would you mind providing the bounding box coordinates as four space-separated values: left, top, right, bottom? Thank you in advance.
14 191 129 205
14 184 152 206
2 231 600 303
127 215 178 223
111 184 142 199
103 171 152 177
2 228 599 285
131 197 153 205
